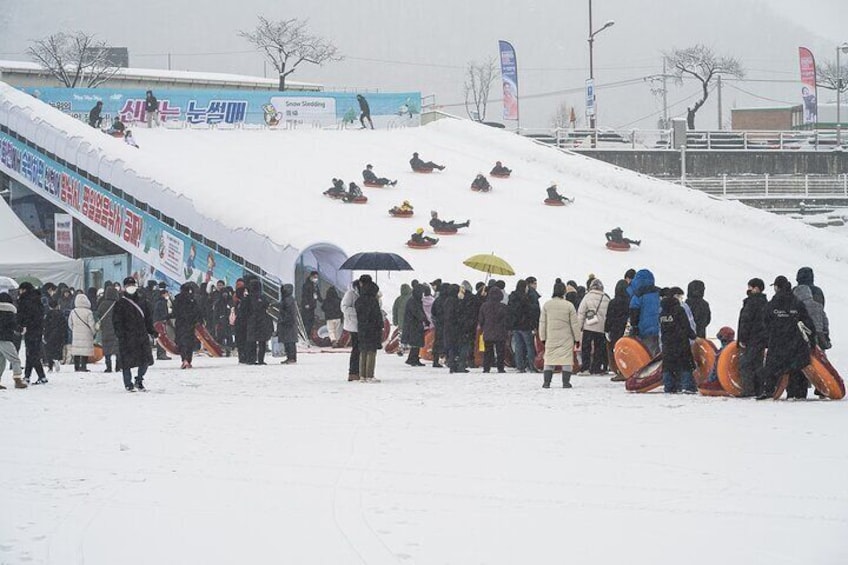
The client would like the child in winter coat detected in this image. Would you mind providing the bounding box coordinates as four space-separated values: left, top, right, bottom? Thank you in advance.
43 298 66 372
0 293 26 388
68 294 96 372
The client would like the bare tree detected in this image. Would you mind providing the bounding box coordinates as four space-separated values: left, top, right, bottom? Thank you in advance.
665 44 744 129
464 57 497 122
550 100 577 129
27 32 120 88
240 17 341 91
817 59 848 94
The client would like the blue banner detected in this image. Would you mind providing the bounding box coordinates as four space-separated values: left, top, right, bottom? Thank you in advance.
0 131 244 291
498 40 519 122
22 87 422 129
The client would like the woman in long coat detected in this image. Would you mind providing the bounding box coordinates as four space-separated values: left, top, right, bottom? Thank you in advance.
354 281 383 382
538 281 581 388
173 282 202 369
244 279 273 365
68 293 96 372
402 286 427 366
112 277 157 392
277 283 299 364
96 286 119 372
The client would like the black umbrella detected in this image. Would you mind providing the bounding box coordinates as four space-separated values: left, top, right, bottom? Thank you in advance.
339 252 413 272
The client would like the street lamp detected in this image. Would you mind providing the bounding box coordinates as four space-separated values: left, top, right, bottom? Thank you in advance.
588 0 615 132
837 42 848 148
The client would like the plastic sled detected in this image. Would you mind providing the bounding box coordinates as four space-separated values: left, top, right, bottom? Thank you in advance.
344 195 368 204
802 347 846 400
385 327 400 354
625 355 664 392
389 209 413 218
433 226 459 235
382 317 391 344
613 337 653 379
691 338 718 386
490 172 511 178
364 181 385 188
195 323 223 357
324 192 345 200
544 198 566 206
470 185 491 192
698 379 729 397
412 167 434 174
88 344 104 364
420 328 435 361
605 241 631 252
716 341 744 396
407 240 436 249
154 320 180 356
310 325 332 347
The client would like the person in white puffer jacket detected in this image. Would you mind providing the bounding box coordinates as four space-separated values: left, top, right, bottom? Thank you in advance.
341 279 361 381
577 278 610 375
68 293 97 372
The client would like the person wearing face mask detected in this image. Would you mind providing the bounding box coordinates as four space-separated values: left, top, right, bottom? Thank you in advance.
301 271 322 340
112 277 158 392
736 278 768 397
173 282 202 369
659 287 697 394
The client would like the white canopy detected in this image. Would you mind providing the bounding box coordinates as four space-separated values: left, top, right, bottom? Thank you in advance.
0 197 83 288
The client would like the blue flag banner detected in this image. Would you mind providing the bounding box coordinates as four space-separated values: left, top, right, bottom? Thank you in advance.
498 41 519 122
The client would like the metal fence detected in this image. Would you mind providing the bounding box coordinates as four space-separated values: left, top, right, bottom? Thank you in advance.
677 174 848 199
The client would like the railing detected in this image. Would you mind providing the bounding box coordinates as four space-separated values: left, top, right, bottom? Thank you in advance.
677 174 848 199
520 127 848 152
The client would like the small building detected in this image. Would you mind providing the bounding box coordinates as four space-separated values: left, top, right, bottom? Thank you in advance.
0 59 321 92
731 105 804 130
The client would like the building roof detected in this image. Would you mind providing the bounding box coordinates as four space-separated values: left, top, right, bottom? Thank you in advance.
0 59 321 90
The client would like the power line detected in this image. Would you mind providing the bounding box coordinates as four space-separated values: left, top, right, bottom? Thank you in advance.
724 82 795 105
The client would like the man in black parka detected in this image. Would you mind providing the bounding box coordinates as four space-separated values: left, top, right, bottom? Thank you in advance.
17 282 47 384
112 277 157 392
737 277 768 396
686 280 711 339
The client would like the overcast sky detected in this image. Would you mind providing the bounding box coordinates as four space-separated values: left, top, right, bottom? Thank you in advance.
0 0 845 129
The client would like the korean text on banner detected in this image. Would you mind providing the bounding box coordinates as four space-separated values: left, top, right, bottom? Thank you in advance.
498 41 519 122
54 213 73 257
799 47 818 125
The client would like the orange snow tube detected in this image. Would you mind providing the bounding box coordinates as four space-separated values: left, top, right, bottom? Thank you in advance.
389 209 413 218
613 337 653 379
605 241 631 252
88 344 104 364
364 181 385 188
420 328 435 361
802 347 846 400
345 195 368 204
433 226 458 235
490 172 511 178
544 198 566 206
691 338 718 386
406 240 436 249
716 341 744 396
625 355 664 392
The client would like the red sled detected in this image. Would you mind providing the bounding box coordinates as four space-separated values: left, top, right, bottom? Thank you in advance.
195 323 224 357
802 347 846 400
154 320 180 356
470 185 491 192
407 239 436 249
364 181 386 188
433 226 459 235
625 355 664 393
412 167 434 174
544 198 566 206
344 195 368 204
605 241 631 252
385 327 401 354
389 209 413 218
533 335 581 373
490 172 511 178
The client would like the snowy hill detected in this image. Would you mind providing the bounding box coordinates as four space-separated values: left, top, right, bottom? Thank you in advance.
127 119 847 364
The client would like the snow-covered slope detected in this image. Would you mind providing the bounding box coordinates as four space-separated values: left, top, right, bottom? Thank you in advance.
127 120 847 364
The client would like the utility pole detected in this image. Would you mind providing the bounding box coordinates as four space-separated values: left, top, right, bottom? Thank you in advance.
662 58 669 129
167 53 172 71
717 74 723 130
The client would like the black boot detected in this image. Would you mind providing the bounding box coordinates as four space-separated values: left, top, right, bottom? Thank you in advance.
562 371 572 388
105 355 113 373
543 370 552 388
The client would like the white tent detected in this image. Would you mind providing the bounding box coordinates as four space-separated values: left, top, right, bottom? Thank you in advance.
0 198 83 288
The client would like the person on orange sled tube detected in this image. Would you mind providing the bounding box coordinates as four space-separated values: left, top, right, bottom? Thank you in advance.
605 227 640 246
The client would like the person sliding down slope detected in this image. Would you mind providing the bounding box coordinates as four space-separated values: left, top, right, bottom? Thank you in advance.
471 174 492 192
490 161 511 175
546 182 573 203
409 152 445 172
410 228 439 246
429 211 470 232
342 182 363 203
605 227 640 246
323 178 346 198
362 164 397 186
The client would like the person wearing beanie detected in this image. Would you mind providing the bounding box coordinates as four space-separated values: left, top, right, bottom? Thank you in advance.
0 292 27 389
112 277 157 392
538 281 581 388
659 286 698 393
737 277 768 397
605 279 632 381
410 228 438 246
577 278 610 375
429 211 470 232
756 276 816 400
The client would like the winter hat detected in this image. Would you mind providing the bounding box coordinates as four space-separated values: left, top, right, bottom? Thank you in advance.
747 278 765 291
416 227 424 235
366 164 373 169
18 281 35 292
0 292 12 304
123 276 137 287
358 274 373 284
796 267 815 286
475 282 486 292
158 281 167 290
772 275 791 292
430 210 437 217
461 280 473 292
589 278 604 291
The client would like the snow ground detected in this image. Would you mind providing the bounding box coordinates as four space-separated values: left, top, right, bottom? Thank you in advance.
1 352 846 565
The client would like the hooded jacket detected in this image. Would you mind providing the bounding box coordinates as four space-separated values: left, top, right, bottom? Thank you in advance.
796 267 825 307
392 284 412 328
355 282 384 351
793 285 828 338
685 280 711 339
478 288 508 342
402 287 428 347
173 283 202 348
737 291 768 348
95 286 119 354
604 279 631 342
628 269 660 337
763 288 815 372
68 294 97 356
16 284 44 337
341 284 359 333
659 295 696 371
277 284 299 344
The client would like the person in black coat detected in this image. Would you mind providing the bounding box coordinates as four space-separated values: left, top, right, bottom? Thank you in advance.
301 271 322 338
321 286 344 347
354 281 383 381
490 161 511 176
686 280 711 339
43 298 66 372
112 277 157 392
604 279 631 380
756 276 816 400
244 279 273 365
447 285 477 373
144 90 160 127
277 284 299 364
0 292 26 388
403 286 428 366
88 101 103 128
796 267 824 307
478 287 508 373
508 279 536 373
471 174 491 192
737 277 768 396
173 283 202 369
410 152 445 172
234 286 249 363
17 282 47 384
659 289 697 393
357 94 374 129
430 282 450 368
362 164 397 186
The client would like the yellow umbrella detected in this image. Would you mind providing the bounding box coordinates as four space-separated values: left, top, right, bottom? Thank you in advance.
462 253 515 276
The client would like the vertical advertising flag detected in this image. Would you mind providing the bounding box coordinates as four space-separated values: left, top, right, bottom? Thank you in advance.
799 47 818 124
498 41 519 122
54 213 74 257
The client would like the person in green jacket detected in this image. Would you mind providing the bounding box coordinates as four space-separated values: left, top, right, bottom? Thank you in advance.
392 284 412 357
